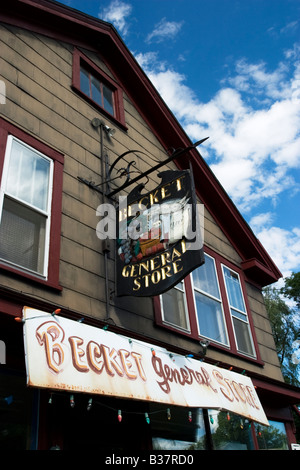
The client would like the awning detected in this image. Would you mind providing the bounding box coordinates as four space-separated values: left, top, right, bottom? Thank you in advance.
22 307 269 426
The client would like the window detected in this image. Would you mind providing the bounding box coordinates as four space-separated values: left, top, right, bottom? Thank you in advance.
192 255 228 346
0 118 64 288
72 49 126 129
0 137 52 277
160 281 190 332
222 266 255 357
80 66 114 116
155 248 258 361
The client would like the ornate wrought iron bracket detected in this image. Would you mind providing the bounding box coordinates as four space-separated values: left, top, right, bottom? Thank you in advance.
77 118 209 200
106 137 209 198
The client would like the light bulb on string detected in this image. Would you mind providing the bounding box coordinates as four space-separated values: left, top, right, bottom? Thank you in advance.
188 411 192 422
70 394 75 408
118 410 122 422
145 412 150 424
240 419 244 429
167 408 171 420
226 412 230 421
210 415 214 424
87 398 93 411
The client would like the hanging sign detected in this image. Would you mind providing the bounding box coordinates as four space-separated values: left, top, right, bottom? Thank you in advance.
116 170 204 296
23 307 269 426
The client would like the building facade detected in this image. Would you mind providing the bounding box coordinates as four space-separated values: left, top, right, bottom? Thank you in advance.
0 0 299 451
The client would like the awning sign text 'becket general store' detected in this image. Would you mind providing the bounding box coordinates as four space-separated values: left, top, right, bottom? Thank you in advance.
23 308 269 426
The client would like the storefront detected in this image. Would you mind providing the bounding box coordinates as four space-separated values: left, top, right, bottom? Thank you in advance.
0 306 297 451
0 0 300 453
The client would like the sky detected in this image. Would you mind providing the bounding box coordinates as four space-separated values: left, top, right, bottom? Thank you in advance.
59 0 300 285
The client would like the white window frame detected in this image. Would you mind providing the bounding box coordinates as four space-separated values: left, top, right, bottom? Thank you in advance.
192 253 229 347
222 264 256 358
160 281 191 333
0 135 53 279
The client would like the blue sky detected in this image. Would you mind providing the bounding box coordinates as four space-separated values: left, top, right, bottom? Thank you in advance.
59 0 300 283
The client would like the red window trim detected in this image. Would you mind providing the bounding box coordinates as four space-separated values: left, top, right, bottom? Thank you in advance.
0 117 64 291
154 245 264 365
72 48 127 130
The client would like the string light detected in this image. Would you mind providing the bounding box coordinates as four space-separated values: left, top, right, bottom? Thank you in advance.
151 348 156 356
70 394 75 408
14 308 61 323
41 390 257 436
14 317 23 323
87 398 93 411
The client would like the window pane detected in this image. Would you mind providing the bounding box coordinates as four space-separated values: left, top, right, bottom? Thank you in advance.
0 197 46 274
231 308 247 321
193 254 220 299
209 410 255 450
161 284 189 330
80 67 90 97
151 405 206 450
103 84 114 115
195 291 228 344
255 420 289 450
91 75 102 106
223 267 245 311
6 139 50 212
232 317 254 356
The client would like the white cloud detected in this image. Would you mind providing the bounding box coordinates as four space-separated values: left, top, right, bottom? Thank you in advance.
100 0 132 36
146 18 183 44
138 49 300 211
228 59 290 101
249 214 300 278
254 226 300 278
249 212 275 231
135 44 300 274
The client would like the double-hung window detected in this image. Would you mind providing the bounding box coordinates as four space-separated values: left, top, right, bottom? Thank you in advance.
192 254 228 346
222 266 255 356
0 118 64 288
0 136 53 277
